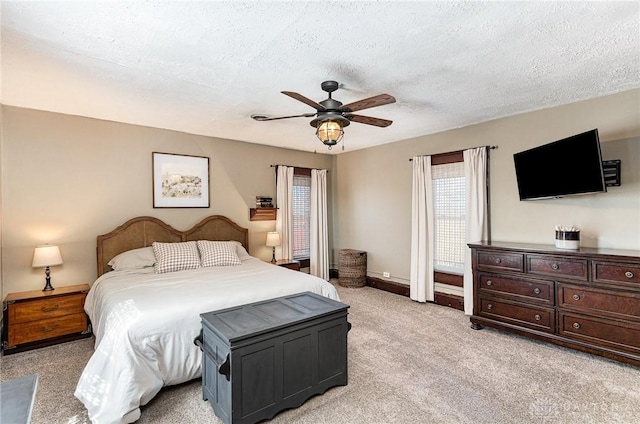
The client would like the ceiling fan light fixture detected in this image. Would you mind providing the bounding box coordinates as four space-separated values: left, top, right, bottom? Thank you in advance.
316 120 344 147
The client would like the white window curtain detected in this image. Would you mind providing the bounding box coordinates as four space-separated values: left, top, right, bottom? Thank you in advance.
310 169 329 280
276 166 294 260
463 147 488 315
410 156 435 302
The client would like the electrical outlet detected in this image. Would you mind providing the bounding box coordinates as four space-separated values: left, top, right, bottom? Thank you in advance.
383 272 390 278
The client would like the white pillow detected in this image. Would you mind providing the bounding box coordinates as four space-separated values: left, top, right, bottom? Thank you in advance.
226 240 252 260
108 247 156 271
197 240 242 267
235 244 252 260
152 241 200 274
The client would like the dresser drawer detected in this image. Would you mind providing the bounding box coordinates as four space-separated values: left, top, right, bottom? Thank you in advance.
557 283 640 323
478 273 554 305
593 261 640 287
8 293 86 324
476 251 524 273
558 311 640 355
527 255 588 280
8 313 88 345
478 297 555 333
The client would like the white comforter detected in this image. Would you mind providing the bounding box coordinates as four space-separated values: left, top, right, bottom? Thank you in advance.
74 257 339 424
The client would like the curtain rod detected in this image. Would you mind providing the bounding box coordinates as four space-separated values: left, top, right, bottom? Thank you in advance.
270 164 329 172
408 145 498 161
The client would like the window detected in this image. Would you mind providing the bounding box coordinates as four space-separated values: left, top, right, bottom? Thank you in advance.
432 160 466 275
292 170 311 259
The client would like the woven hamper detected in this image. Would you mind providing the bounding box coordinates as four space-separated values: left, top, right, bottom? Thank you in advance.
338 249 367 288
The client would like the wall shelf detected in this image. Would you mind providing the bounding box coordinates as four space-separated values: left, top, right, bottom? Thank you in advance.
250 208 277 221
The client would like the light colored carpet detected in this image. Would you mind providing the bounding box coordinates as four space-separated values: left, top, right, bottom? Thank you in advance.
1 281 639 424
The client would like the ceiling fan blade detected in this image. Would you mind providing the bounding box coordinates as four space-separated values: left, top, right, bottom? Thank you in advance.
251 113 316 121
281 91 327 111
340 94 396 112
347 114 393 127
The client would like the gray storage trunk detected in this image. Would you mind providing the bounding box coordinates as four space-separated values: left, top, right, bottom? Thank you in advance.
195 292 350 424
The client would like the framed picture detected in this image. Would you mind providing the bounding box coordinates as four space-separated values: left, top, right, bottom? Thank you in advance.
152 152 210 208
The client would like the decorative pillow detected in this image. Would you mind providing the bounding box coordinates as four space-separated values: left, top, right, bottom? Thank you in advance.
152 241 200 274
197 240 242 267
108 247 156 271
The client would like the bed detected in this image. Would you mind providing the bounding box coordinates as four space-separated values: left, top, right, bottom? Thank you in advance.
74 216 340 424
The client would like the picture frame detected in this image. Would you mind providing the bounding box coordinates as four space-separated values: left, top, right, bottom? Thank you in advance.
152 152 210 208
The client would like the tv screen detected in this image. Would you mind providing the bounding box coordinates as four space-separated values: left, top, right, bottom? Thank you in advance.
513 129 607 200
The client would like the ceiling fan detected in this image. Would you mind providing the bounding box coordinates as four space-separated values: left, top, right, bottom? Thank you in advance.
251 81 396 149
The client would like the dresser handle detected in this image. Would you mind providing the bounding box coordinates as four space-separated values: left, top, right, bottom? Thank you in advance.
494 258 502 264
486 280 493 286
533 288 541 294
573 322 581 330
41 305 60 313
551 264 559 270
41 324 60 333
572 294 580 301
534 314 541 321
487 304 493 310
625 271 634 279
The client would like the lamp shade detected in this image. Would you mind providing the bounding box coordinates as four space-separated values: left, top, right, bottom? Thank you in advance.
32 245 63 268
265 232 281 247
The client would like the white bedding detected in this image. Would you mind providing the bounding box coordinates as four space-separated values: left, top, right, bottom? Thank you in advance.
74 257 339 424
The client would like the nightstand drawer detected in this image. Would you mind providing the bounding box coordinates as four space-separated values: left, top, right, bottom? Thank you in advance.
8 293 86 324
8 313 88 345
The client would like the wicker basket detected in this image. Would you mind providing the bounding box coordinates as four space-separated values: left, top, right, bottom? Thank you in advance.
338 249 367 288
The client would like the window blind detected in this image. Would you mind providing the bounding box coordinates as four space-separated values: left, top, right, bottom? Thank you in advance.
292 174 311 258
432 162 466 274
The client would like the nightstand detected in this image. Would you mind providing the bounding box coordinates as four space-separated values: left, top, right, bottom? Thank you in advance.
2 284 92 355
272 259 301 271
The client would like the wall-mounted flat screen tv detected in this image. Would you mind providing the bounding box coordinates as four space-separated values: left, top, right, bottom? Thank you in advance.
513 129 606 200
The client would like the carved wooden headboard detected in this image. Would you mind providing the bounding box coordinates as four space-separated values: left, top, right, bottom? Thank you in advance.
96 215 249 276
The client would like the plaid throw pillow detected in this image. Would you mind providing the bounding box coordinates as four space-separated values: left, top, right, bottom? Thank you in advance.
197 240 242 267
152 241 200 274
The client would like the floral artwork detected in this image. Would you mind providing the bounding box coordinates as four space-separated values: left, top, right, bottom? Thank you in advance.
153 152 209 208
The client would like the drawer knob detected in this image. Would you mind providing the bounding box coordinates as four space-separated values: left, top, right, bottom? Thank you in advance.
41 324 60 333
486 280 493 286
551 264 560 270
573 322 581 330
572 294 580 301
534 314 541 321
41 304 60 313
533 288 541 294
625 271 634 279
487 304 493 310
494 258 502 264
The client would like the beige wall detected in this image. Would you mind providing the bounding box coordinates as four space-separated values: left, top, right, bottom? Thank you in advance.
1 106 333 295
333 89 640 285
3 90 639 295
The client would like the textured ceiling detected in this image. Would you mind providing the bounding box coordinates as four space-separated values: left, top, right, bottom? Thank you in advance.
1 1 639 154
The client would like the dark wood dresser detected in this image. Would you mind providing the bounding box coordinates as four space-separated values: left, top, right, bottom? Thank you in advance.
469 241 640 366
195 292 350 424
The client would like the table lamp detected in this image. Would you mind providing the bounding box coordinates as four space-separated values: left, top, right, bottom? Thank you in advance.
265 232 281 263
32 244 63 291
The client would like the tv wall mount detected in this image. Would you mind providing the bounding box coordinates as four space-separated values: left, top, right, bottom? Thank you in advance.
603 160 621 187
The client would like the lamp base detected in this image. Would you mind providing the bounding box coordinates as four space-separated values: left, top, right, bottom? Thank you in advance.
271 247 277 263
42 267 55 291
